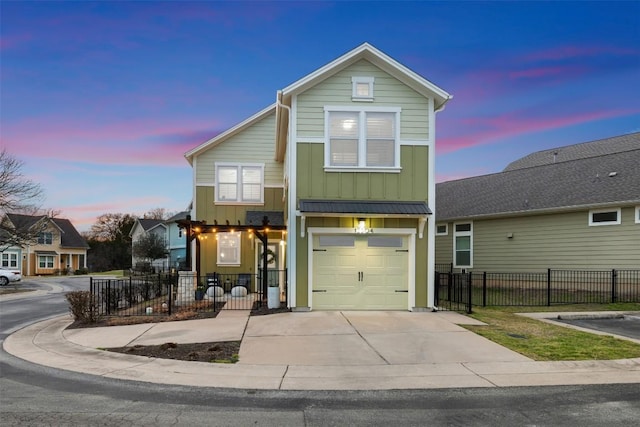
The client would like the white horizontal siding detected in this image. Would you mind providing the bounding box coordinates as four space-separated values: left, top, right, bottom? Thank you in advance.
195 112 283 187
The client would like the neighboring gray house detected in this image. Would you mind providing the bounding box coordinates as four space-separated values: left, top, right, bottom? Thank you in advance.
129 218 167 271
435 132 640 272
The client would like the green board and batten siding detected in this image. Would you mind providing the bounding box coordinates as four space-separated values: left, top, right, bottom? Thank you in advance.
293 59 433 309
435 207 640 272
193 110 285 277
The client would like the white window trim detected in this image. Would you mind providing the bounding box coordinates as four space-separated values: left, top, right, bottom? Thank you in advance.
1 251 19 268
436 224 448 236
38 255 55 269
217 232 241 266
323 106 401 172
453 222 473 269
635 206 640 224
214 162 265 205
351 76 374 101
589 208 621 226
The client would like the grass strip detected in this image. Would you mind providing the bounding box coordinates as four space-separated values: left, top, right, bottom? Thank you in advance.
464 304 640 361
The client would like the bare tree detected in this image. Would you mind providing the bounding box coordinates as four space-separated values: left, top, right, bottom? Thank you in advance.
132 232 168 268
143 208 168 220
0 149 51 251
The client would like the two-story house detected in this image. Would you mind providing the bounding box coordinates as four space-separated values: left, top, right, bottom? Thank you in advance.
183 43 451 311
130 211 190 271
2 213 89 276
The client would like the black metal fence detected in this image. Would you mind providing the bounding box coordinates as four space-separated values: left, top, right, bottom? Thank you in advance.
435 269 640 313
89 269 287 318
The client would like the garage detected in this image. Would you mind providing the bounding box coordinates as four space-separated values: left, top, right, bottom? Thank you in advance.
312 234 409 310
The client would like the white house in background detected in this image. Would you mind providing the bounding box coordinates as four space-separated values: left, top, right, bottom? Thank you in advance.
129 218 167 271
130 212 190 271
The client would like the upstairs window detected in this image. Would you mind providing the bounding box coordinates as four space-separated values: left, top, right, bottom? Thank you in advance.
38 232 53 245
215 163 264 204
589 208 620 226
352 76 374 101
325 107 400 170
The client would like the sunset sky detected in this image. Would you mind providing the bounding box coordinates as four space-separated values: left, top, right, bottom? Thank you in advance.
2 1 638 231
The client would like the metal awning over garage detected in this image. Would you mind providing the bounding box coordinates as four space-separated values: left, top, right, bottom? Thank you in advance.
298 199 432 238
299 200 432 216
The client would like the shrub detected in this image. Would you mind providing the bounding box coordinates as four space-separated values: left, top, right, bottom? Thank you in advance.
74 268 89 275
65 291 100 323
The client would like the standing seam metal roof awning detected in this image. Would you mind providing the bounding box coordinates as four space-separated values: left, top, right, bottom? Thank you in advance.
298 199 432 216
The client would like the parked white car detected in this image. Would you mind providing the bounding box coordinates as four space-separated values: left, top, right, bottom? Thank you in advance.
0 268 22 286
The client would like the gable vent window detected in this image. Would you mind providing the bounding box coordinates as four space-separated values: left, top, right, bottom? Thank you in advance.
352 76 374 101
589 208 621 226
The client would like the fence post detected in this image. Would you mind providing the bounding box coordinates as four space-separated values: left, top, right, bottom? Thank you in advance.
611 269 617 304
466 271 473 314
547 269 552 307
106 279 111 316
434 272 440 308
168 274 173 315
482 272 487 307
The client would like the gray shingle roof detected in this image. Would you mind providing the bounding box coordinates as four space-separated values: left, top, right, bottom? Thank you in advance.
138 219 165 231
436 145 640 221
246 211 285 226
299 200 432 215
504 132 639 171
5 213 88 248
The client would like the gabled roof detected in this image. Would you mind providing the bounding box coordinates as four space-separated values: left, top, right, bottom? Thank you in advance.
52 218 89 249
5 213 88 249
183 104 275 164
436 137 640 221
138 219 166 231
504 132 640 171
166 211 190 222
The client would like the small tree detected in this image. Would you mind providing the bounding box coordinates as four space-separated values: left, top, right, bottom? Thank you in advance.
132 232 168 268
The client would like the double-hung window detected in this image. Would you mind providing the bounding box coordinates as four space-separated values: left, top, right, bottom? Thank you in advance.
325 107 400 170
215 163 264 204
38 255 54 269
454 223 472 268
2 252 18 268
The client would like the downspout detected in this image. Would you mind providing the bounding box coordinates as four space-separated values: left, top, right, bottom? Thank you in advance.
276 90 294 308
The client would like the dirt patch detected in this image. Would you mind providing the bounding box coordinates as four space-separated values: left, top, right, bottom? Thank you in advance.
74 302 290 363
106 341 241 363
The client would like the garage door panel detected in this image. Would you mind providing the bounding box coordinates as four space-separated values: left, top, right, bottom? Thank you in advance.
312 234 409 310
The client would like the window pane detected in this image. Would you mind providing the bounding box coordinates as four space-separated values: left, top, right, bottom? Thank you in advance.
356 82 370 97
218 233 240 264
592 211 617 223
456 251 471 266
242 167 261 183
456 236 470 250
319 236 355 247
368 236 403 248
456 223 471 232
366 113 394 138
330 112 359 138
366 139 394 166
437 225 447 234
242 183 261 201
330 139 358 166
218 184 237 201
218 167 237 183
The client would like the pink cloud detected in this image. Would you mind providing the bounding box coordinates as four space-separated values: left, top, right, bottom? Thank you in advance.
437 108 639 154
0 33 32 50
2 116 223 167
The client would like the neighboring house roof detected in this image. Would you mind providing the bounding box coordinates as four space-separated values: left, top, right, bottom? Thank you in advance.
299 200 432 216
504 132 640 171
129 218 167 238
246 211 285 227
436 141 640 221
52 218 90 249
4 213 88 249
166 211 190 223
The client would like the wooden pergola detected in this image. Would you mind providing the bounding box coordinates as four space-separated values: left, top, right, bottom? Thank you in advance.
175 215 287 297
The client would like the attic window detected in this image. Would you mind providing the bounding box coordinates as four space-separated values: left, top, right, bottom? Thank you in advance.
352 76 374 101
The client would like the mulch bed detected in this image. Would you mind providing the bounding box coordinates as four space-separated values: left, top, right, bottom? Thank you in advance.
71 302 290 363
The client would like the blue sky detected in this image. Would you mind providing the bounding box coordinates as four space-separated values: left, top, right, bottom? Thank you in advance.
2 1 639 231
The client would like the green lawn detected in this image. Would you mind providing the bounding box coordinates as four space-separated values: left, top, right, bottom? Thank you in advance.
463 303 640 361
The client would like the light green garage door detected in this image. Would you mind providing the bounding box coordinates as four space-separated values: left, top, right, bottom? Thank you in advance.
312 234 409 310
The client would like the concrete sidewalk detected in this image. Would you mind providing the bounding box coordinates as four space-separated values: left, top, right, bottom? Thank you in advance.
4 310 640 390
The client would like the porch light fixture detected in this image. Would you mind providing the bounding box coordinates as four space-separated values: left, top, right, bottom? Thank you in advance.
355 218 372 234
